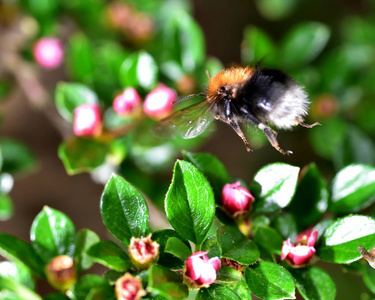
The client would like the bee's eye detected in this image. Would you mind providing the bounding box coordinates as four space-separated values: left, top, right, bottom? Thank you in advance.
218 86 227 94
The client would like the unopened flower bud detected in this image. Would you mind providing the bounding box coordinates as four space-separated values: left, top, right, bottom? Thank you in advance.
281 228 318 267
73 104 102 137
183 251 221 288
113 87 141 116
129 234 159 269
222 181 254 218
143 84 177 119
115 273 146 300
33 38 64 69
45 255 76 292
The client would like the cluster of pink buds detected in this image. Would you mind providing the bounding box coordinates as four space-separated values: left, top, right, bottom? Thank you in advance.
128 234 160 270
221 181 255 218
113 87 142 116
33 38 64 69
73 104 102 137
45 255 76 292
115 273 146 300
183 251 221 288
281 228 318 267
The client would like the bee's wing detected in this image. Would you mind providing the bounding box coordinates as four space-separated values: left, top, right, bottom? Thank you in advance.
151 100 214 139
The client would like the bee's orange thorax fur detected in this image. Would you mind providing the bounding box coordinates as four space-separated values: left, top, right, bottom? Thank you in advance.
206 67 255 103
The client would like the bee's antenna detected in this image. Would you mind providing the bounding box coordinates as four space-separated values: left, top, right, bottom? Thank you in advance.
172 93 206 105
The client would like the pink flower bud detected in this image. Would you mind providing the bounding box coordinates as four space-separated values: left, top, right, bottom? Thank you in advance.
129 234 159 269
73 104 102 137
281 229 318 267
183 251 221 288
45 255 76 292
222 181 254 218
113 87 142 116
33 38 64 69
143 84 177 119
115 273 146 300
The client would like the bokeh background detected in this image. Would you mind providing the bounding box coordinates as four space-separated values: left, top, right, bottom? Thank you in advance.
1 0 375 297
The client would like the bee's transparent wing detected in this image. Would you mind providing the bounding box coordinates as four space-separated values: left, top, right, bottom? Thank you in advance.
151 100 214 139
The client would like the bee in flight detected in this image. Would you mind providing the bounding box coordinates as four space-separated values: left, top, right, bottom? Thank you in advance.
152 66 319 155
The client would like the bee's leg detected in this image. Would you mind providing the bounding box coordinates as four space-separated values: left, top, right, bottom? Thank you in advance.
297 117 320 128
224 100 252 152
258 123 293 155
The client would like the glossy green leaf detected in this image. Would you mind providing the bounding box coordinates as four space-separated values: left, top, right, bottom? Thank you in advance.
201 234 221 259
341 17 375 45
216 266 242 284
245 261 295 300
252 163 300 213
43 294 70 300
271 212 297 240
69 274 114 300
152 229 191 269
291 266 336 300
165 237 191 261
183 151 230 204
30 206 77 264
218 226 259 265
100 174 149 244
148 265 188 299
66 34 95 83
87 241 131 272
289 163 329 227
55 83 99 122
242 26 277 65
0 234 44 278
0 276 41 300
253 226 283 256
75 229 100 273
196 284 241 300
58 137 107 175
280 22 330 69
330 164 375 213
0 194 13 221
318 215 375 263
165 160 215 245
0 139 36 174
119 51 158 90
255 0 297 20
23 0 57 18
0 261 34 289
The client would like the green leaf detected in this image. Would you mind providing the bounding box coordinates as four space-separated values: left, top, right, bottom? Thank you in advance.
280 22 330 69
0 139 36 174
0 233 44 278
30 206 77 264
0 276 42 300
252 163 300 213
253 226 283 256
0 261 34 289
362 263 375 294
66 34 95 83
148 265 188 299
291 266 336 300
330 164 375 213
43 294 70 300
75 229 100 273
23 0 57 18
100 174 149 244
69 274 114 300
196 284 241 300
183 151 230 204
255 0 298 20
58 137 107 175
165 160 215 245
216 266 242 284
55 83 99 123
201 234 221 259
152 229 191 269
242 26 277 65
0 194 13 221
218 226 259 265
87 241 131 272
165 237 192 261
245 261 295 300
119 51 158 90
318 215 375 263
271 212 297 240
288 163 329 227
